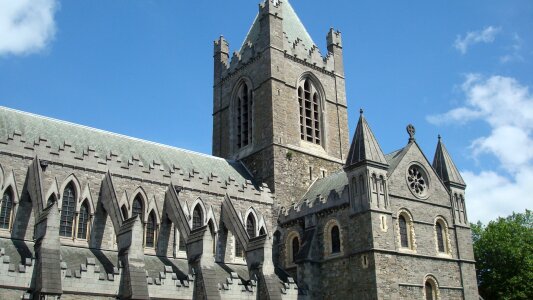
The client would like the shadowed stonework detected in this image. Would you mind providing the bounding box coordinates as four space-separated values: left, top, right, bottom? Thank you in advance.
0 0 477 299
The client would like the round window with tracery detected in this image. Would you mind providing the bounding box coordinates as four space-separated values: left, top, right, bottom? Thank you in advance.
407 165 429 198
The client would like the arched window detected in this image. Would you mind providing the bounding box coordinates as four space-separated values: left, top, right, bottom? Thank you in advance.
132 196 143 220
0 188 14 230
259 227 266 236
436 222 445 253
298 78 322 145
399 215 409 248
145 211 156 248
178 231 187 252
424 278 438 300
60 183 76 237
121 205 128 220
331 225 341 254
192 205 203 230
246 214 256 238
236 81 253 149
292 236 300 263
77 201 90 240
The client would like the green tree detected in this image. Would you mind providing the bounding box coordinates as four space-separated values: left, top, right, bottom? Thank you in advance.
472 210 533 300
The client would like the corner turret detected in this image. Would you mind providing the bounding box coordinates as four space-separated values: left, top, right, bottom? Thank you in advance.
327 28 344 76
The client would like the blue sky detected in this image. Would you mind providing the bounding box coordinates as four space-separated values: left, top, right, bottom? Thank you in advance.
1 0 532 223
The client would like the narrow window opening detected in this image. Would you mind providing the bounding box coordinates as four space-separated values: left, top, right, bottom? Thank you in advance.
132 196 143 220
60 183 76 238
399 215 409 248
77 201 90 240
246 214 256 238
0 188 14 230
425 282 434 300
292 236 300 263
235 238 244 258
436 222 445 252
192 205 203 230
145 212 156 248
236 82 253 149
331 225 341 254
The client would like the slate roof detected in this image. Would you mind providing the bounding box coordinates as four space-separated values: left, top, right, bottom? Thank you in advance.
0 107 254 185
432 137 465 186
241 0 316 52
60 246 118 275
298 171 348 207
345 112 388 168
0 237 34 269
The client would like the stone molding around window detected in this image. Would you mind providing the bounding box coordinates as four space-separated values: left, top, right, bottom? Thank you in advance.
405 163 430 200
285 230 301 267
433 217 453 258
423 275 440 300
323 218 343 258
396 209 417 253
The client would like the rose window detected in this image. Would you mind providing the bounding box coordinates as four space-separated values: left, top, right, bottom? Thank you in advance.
407 165 428 198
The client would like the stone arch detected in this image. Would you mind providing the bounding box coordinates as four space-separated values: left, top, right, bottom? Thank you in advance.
190 197 206 229
145 195 161 225
423 274 440 300
76 184 95 215
244 207 259 238
130 187 149 222
58 174 82 211
0 163 4 190
434 216 452 256
396 208 417 252
2 170 19 205
323 218 343 257
285 230 301 266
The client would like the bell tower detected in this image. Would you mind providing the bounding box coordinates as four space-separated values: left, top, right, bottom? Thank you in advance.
212 0 350 208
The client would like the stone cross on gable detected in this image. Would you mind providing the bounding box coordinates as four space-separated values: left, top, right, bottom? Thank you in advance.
407 124 416 141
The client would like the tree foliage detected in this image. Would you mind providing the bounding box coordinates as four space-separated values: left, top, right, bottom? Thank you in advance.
472 210 532 300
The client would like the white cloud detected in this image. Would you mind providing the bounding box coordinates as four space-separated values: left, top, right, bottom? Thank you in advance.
427 74 533 223
0 0 59 56
454 26 501 54
500 33 524 64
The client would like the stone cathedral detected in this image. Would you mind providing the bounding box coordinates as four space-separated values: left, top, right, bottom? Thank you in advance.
0 1 479 299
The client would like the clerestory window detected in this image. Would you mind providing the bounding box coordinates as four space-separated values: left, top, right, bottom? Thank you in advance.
0 188 14 230
60 183 76 238
298 78 322 145
246 214 256 238
77 201 90 240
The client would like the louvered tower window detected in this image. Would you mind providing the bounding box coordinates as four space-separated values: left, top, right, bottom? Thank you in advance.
236 82 253 149
298 78 321 145
436 222 445 252
60 183 76 237
331 225 341 254
399 215 409 248
145 212 156 248
246 214 256 238
0 188 14 230
192 205 203 230
77 201 90 240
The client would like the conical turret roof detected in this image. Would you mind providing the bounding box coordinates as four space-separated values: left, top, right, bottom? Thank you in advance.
432 136 466 187
240 0 316 52
345 110 388 168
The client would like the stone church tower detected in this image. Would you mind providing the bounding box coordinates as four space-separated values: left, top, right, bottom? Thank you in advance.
213 0 349 208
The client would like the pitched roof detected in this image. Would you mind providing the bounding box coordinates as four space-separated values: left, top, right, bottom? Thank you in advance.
299 171 348 207
241 0 316 52
345 111 388 168
0 107 254 185
432 136 466 186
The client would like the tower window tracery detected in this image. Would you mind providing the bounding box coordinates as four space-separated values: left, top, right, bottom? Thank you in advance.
298 78 322 145
235 82 253 149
